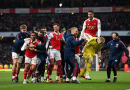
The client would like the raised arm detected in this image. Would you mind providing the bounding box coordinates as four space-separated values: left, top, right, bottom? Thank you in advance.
97 19 101 37
71 37 84 46
21 39 29 51
79 21 86 40
101 41 111 51
45 33 53 49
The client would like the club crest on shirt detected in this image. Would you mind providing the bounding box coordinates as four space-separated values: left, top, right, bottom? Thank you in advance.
115 59 118 62
115 44 119 48
94 23 96 25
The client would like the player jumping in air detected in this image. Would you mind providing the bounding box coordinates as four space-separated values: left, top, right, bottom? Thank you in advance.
79 10 102 79
80 10 101 40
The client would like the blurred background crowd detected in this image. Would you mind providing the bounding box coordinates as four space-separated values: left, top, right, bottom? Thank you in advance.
0 0 129 8
0 13 130 32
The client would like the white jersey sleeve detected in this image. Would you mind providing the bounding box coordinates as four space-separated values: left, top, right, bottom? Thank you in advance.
21 39 30 51
48 33 54 40
62 36 65 42
38 41 42 45
45 33 53 49
128 47 130 51
79 20 86 40
97 19 101 37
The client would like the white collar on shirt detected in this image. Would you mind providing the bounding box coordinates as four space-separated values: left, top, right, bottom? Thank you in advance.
54 31 60 35
30 39 37 43
88 17 95 21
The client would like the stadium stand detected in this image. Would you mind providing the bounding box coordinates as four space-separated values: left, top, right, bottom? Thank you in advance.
0 13 130 32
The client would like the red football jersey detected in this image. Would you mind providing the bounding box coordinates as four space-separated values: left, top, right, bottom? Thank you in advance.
84 18 99 37
45 34 48 40
25 39 41 58
75 38 80 54
50 32 63 50
75 46 80 54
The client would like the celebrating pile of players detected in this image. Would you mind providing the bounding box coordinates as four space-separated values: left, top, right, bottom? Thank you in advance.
11 10 130 84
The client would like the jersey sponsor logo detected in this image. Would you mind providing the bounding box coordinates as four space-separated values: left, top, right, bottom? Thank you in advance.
115 59 118 62
87 26 96 29
56 36 62 40
115 44 119 48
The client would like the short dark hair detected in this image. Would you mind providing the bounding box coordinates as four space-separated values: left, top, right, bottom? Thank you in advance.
39 30 44 35
112 32 119 36
31 31 38 37
53 23 59 27
41 26 46 29
88 10 94 14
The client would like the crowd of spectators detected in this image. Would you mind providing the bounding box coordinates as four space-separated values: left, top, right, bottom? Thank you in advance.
0 0 129 8
0 13 130 32
0 39 13 65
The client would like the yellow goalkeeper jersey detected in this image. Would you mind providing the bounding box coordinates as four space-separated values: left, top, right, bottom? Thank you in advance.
83 37 104 58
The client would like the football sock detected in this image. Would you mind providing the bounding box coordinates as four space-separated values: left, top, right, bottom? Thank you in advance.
32 70 36 78
27 70 32 79
78 69 85 78
12 71 16 79
56 76 59 80
86 62 91 75
15 72 18 77
24 69 27 79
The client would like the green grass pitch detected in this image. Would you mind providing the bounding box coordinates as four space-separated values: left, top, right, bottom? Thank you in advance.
0 71 130 90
